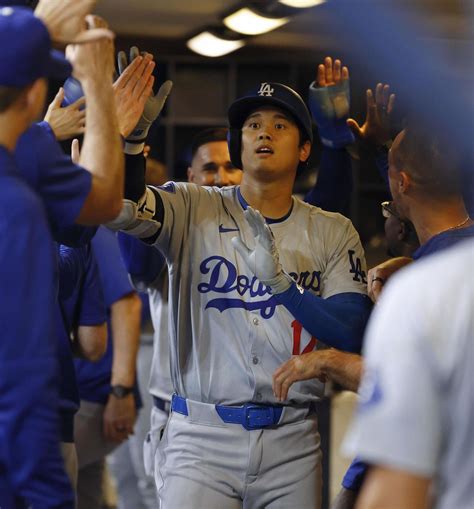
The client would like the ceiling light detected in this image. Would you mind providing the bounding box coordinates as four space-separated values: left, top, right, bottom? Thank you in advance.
278 0 326 7
187 31 245 58
223 7 289 36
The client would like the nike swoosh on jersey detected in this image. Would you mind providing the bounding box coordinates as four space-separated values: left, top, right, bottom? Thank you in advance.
219 224 239 233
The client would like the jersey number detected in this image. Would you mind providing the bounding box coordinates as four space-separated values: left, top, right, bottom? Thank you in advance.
291 320 317 355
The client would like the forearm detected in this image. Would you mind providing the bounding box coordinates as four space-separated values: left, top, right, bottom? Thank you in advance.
110 292 142 386
304 147 353 216
78 80 124 223
321 350 363 392
273 285 372 353
356 467 430 509
107 153 164 242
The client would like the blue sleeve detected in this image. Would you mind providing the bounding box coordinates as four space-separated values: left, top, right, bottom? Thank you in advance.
374 148 390 189
92 227 135 306
118 231 166 286
77 248 107 326
273 285 372 353
304 147 353 216
15 123 92 237
342 458 368 492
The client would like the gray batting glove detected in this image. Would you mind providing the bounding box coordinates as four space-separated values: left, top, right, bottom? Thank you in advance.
232 207 293 294
118 46 173 143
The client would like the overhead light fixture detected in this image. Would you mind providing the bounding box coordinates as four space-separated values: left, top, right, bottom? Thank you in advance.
187 30 245 57
223 7 289 36
278 0 326 7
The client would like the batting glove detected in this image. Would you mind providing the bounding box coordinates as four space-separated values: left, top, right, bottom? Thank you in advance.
308 79 355 149
232 207 293 294
119 46 173 153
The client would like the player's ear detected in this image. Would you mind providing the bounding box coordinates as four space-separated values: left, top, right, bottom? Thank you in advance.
24 78 47 120
398 171 411 194
299 140 311 164
187 167 195 183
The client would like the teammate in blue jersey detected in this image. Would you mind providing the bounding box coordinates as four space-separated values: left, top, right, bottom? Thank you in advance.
56 243 107 489
0 6 76 507
74 227 142 509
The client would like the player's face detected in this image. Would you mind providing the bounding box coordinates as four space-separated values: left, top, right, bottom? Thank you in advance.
187 140 242 187
240 106 310 179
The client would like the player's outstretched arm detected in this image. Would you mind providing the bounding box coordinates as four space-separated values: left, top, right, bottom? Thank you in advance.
272 349 363 401
106 50 172 241
348 82 396 187
305 57 354 215
308 56 354 150
233 207 372 352
67 16 124 224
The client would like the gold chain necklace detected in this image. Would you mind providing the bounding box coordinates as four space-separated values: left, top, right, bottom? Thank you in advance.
445 216 471 231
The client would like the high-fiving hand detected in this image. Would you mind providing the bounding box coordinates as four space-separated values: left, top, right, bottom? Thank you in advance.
347 83 395 147
232 207 292 295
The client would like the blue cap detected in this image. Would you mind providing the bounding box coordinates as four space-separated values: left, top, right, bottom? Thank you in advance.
0 6 72 87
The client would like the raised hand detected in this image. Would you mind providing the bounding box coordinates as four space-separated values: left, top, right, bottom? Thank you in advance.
116 46 173 146
35 0 113 45
232 207 292 294
113 47 156 139
44 87 86 140
347 83 396 147
309 56 354 148
66 16 115 87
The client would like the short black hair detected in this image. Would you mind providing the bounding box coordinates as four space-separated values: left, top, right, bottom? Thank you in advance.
191 128 228 159
392 125 462 198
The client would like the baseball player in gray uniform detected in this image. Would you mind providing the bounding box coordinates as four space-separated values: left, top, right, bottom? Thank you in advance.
112 82 370 508
344 239 474 509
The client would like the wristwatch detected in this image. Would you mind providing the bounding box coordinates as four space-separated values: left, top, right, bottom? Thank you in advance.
110 384 134 399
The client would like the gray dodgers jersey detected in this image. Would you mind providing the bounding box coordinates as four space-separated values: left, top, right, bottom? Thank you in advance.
152 183 367 406
148 280 175 401
344 240 474 509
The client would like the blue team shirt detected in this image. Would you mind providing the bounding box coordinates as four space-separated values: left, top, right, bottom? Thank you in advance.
56 244 107 442
75 227 140 405
15 122 92 241
0 146 73 507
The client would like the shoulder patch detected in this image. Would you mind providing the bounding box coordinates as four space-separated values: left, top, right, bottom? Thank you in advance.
158 182 176 194
358 366 383 412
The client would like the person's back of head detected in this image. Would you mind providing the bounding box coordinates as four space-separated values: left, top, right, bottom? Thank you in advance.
391 125 463 200
0 6 71 146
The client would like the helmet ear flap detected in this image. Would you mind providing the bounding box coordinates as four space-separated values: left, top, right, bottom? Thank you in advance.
227 127 243 170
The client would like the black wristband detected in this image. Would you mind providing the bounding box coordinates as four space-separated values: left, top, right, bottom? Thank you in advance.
124 153 146 203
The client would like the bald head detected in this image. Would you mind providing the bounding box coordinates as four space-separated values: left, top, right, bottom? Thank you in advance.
390 127 462 199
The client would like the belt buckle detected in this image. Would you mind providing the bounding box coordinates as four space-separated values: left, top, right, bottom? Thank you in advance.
243 404 274 430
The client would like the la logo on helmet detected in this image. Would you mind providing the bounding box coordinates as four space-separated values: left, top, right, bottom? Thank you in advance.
257 83 274 97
